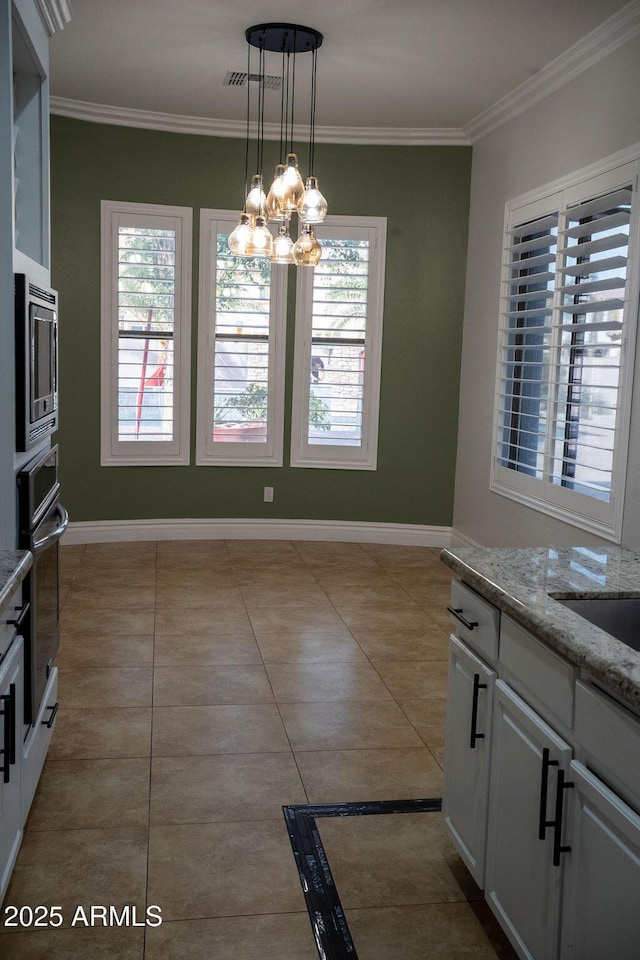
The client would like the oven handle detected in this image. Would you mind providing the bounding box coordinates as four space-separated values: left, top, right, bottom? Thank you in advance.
33 503 69 554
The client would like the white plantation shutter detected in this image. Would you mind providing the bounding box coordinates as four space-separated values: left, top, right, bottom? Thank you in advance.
492 158 640 541
291 216 387 469
196 211 286 466
101 202 192 465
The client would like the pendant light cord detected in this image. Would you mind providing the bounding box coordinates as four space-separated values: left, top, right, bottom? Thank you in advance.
309 44 318 175
243 38 251 207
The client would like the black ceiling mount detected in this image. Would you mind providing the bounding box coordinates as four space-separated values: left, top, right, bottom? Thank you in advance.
245 23 323 54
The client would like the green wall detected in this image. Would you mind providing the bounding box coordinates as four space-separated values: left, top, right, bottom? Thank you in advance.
50 115 471 526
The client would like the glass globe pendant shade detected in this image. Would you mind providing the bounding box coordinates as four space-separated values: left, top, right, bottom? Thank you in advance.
228 213 254 256
246 216 273 257
300 177 328 223
266 164 290 222
281 153 305 213
245 174 268 219
292 224 322 267
271 225 295 264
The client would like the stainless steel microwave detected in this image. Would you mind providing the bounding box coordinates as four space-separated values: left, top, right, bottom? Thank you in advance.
15 274 58 452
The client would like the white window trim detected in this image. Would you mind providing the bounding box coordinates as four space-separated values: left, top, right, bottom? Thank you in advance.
195 209 287 467
490 149 640 543
290 215 387 471
100 199 192 466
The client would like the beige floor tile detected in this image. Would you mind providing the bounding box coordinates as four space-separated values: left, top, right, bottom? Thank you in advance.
355 629 449 661
2 828 148 928
57 666 153 708
154 584 244 606
317 812 478 908
256 630 366 663
57 634 154 668
153 606 252 636
65 581 157 606
373 660 449 698
239 581 328 604
147 820 305 920
152 704 290 756
144 914 318 960
430 744 446 768
265 660 393 703
279 701 423 751
81 542 157 564
26 758 150 830
68 566 157 589
150 753 307 823
153 632 261 665
0 927 145 958
225 539 299 555
153 663 274 706
60 601 155 637
346 903 516 959
295 747 442 803
157 539 230 557
155 564 236 585
400 698 447 746
47 707 152 759
246 600 344 633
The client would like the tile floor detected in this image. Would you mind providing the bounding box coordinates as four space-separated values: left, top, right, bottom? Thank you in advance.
0 539 516 958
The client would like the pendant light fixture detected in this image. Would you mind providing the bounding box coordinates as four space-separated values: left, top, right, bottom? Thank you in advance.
229 23 328 267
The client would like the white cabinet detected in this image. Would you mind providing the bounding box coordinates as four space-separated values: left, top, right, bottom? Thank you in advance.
485 680 571 960
559 760 640 960
443 633 496 885
0 634 24 903
443 580 640 960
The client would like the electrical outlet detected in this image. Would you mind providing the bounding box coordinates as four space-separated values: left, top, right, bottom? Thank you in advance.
263 486 274 503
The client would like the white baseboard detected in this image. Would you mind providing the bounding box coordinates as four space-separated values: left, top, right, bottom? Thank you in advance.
63 517 455 547
450 528 483 547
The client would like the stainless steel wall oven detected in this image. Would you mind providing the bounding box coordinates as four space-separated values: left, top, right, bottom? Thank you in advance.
17 445 67 724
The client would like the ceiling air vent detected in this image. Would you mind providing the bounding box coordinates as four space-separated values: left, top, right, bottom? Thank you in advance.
224 70 281 91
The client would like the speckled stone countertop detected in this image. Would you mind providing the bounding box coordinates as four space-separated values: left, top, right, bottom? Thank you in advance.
0 550 32 617
441 546 640 714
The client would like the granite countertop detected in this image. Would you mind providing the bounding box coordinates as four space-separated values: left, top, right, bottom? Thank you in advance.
440 545 640 714
0 550 32 617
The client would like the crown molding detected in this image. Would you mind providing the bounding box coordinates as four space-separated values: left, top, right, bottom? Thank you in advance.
36 0 72 36
49 97 470 146
465 0 640 142
50 1 640 147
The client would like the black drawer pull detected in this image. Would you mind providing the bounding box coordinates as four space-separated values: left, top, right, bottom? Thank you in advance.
41 701 59 729
447 606 479 631
7 602 30 631
539 747 559 840
470 673 487 749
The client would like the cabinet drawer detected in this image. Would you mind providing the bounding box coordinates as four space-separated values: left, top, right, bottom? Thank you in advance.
574 680 640 804
22 667 58 824
500 615 576 729
449 580 500 661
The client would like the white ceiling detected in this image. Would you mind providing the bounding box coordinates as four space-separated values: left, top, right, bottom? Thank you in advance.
48 0 635 139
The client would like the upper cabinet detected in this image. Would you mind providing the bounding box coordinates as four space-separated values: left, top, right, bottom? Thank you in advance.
11 0 50 279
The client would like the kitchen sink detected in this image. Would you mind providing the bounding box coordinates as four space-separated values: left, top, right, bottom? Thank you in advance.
556 597 640 652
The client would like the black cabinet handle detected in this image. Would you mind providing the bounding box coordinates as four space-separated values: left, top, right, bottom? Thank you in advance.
539 747 559 840
470 673 487 749
7 602 30 631
41 701 59 729
552 768 574 867
0 684 16 784
447 606 479 631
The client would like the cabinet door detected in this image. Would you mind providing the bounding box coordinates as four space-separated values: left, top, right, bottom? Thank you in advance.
443 634 496 886
560 761 640 959
0 636 24 902
485 680 571 960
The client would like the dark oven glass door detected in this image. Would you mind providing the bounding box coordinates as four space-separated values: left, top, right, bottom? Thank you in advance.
28 500 68 722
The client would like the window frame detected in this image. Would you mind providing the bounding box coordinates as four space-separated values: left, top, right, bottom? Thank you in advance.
100 199 192 466
195 209 287 467
290 215 387 470
490 155 640 542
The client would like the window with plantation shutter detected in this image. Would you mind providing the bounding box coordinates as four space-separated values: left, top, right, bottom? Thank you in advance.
101 201 192 465
196 210 286 466
290 216 387 469
492 157 640 542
